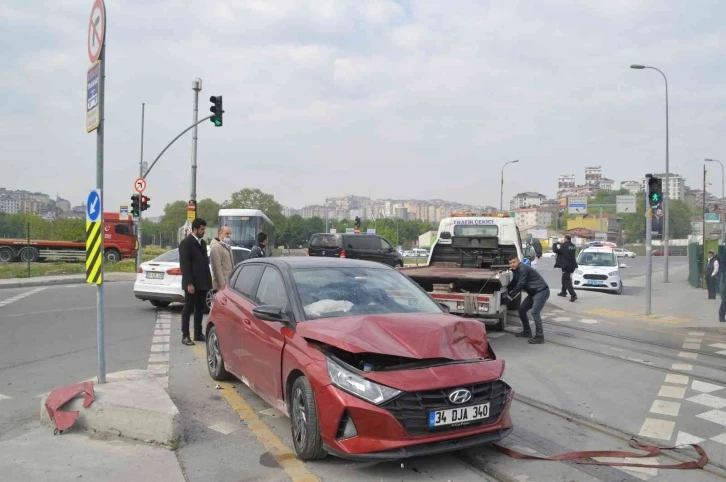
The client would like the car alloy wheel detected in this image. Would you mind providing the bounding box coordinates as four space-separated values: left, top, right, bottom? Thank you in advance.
292 387 307 448
206 327 229 380
206 290 215 310
616 282 623 295
289 377 326 460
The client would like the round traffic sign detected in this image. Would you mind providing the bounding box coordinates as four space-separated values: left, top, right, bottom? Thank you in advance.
88 0 106 64
134 177 147 193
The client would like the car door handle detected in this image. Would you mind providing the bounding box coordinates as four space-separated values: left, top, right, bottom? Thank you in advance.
243 318 251 327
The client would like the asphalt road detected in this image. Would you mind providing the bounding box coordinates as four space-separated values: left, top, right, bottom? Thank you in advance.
3 278 724 482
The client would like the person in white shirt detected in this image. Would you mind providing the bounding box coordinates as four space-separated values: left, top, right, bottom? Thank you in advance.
705 250 720 300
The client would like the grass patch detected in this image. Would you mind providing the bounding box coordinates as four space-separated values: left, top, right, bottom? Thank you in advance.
0 258 138 280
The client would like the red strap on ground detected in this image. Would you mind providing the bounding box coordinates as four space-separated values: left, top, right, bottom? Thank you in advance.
493 438 708 470
44 381 95 432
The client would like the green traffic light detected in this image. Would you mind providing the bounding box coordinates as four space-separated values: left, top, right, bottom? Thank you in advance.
651 193 659 201
213 118 222 126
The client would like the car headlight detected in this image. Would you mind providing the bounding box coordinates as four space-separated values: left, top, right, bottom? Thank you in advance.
575 269 583 275
326 357 402 405
608 271 619 277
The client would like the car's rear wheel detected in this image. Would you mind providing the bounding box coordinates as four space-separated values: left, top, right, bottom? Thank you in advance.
207 326 229 380
289 376 327 460
150 300 170 308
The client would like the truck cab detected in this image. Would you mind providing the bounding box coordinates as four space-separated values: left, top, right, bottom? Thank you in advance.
401 213 525 331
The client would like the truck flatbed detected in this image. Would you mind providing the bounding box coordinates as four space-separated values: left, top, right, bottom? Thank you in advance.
400 265 506 281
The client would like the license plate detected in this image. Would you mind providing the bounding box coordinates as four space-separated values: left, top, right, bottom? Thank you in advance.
429 403 490 428
586 280 604 286
146 271 165 280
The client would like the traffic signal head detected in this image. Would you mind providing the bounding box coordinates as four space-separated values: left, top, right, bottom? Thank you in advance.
647 176 662 207
140 195 150 212
355 216 361 227
130 194 140 217
209 95 223 127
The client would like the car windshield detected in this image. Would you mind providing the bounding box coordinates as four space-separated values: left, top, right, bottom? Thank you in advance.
578 251 617 267
152 249 179 263
232 249 250 265
292 267 443 320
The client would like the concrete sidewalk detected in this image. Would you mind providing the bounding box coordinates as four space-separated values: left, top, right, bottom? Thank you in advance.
0 272 136 289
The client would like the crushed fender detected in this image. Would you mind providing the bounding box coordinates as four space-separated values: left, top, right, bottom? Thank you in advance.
44 381 95 433
494 438 708 470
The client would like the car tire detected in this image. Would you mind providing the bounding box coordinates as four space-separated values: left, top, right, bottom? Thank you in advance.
150 300 170 308
206 290 216 312
289 376 327 461
206 326 230 381
615 282 623 295
489 317 505 332
104 249 121 263
0 247 14 263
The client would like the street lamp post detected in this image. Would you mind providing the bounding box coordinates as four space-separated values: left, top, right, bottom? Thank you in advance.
500 160 520 211
630 64 670 282
706 158 725 243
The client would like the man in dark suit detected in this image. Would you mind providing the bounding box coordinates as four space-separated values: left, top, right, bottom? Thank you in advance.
248 232 268 259
553 235 578 302
179 218 213 346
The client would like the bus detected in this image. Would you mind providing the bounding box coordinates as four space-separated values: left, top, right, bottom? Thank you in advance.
218 209 275 254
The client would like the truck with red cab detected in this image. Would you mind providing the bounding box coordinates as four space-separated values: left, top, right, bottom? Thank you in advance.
0 212 137 263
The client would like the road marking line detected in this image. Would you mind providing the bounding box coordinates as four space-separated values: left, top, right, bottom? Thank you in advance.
583 308 692 324
150 343 169 353
147 364 168 374
692 380 725 393
682 343 701 350
665 374 689 385
208 421 243 435
0 287 46 307
696 409 726 427
658 386 686 399
717 350 726 355
0 393 11 401
639 418 675 440
689 332 706 336
649 400 681 417
149 353 169 363
711 434 726 445
579 318 598 324
152 335 170 343
671 363 693 371
708 343 726 349
147 311 170 390
677 352 697 359
684 338 702 343
191 344 320 482
676 431 704 446
686 394 726 409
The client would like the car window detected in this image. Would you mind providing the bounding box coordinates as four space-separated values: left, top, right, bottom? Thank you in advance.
232 249 250 265
379 237 393 251
578 251 617 267
254 267 289 311
152 249 179 263
233 264 265 298
455 225 499 237
310 234 340 248
346 235 378 250
292 267 443 321
114 224 130 236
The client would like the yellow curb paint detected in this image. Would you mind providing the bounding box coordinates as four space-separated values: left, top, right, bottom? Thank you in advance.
192 344 319 482
583 308 692 325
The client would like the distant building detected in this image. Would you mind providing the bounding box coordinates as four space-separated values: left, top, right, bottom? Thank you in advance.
621 181 642 195
513 208 554 229
56 196 71 213
510 192 547 210
598 178 615 191
0 195 19 214
585 166 603 186
558 174 576 190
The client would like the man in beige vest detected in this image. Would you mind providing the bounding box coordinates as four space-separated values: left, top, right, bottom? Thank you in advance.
210 225 234 291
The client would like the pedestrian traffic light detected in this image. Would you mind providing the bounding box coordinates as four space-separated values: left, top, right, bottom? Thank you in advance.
130 194 140 217
140 195 150 212
355 216 361 228
209 95 223 127
647 176 662 207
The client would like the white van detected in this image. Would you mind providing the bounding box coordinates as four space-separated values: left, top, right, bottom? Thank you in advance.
572 246 626 295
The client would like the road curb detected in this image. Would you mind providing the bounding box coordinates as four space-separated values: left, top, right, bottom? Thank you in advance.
0 273 136 289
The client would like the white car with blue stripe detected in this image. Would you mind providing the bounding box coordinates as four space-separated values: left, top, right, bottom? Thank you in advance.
572 246 626 295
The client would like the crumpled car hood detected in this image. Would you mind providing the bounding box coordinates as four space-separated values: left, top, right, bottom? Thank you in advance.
297 313 489 360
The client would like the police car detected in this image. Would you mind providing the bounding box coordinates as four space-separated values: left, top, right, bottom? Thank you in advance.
572 246 626 294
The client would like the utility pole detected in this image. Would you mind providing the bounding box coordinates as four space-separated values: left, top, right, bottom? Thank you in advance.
191 78 202 219
703 165 707 288
137 102 145 267
645 176 653 315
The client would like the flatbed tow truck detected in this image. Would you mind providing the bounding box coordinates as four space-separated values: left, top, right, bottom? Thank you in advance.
400 212 525 331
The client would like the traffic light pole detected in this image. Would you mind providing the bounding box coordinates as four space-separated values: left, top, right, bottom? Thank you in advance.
137 103 145 268
645 177 653 316
141 115 212 179
190 79 202 220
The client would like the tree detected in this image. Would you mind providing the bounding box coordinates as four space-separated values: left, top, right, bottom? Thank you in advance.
223 188 284 226
197 198 221 226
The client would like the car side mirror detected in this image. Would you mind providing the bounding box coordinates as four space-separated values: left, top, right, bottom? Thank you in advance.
440 231 452 240
619 263 627 269
253 305 287 322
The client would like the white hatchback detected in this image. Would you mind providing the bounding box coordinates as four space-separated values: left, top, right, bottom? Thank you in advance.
133 246 250 311
572 247 626 295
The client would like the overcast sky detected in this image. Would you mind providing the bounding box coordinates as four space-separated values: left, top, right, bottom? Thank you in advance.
2 0 724 216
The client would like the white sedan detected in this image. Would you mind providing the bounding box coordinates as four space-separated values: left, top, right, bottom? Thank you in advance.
613 248 636 258
133 246 250 311
541 252 557 258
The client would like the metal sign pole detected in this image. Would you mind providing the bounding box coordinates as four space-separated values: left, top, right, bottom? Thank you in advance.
95 41 107 383
137 103 145 268
645 179 652 316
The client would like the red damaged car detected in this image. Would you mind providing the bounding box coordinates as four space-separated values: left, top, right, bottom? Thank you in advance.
205 257 513 460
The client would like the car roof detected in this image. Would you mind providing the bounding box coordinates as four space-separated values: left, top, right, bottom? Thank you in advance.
245 257 388 269
581 247 615 253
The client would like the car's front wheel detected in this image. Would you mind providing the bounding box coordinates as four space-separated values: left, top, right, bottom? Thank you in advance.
207 326 229 381
615 282 623 295
289 376 327 461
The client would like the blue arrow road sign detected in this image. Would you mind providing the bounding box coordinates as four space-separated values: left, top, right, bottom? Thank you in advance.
86 189 101 222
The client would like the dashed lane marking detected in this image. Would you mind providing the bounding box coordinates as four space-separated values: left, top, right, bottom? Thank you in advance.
649 400 681 417
664 374 689 385
208 421 243 435
671 363 693 371
676 431 704 446
0 287 46 307
582 308 692 325
639 418 675 441
191 344 320 482
686 394 726 409
696 409 726 427
692 380 725 393
658 386 686 399
0 393 11 401
146 312 171 389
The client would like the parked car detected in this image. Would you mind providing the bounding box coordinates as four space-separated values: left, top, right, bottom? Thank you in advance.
307 233 404 268
613 248 636 258
572 247 626 294
134 246 250 311
653 249 664 257
205 257 513 461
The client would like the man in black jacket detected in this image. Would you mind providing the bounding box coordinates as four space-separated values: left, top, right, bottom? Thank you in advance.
505 253 550 344
178 218 213 346
553 235 578 302
248 232 268 259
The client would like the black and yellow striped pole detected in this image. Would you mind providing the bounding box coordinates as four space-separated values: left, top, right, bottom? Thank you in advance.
86 215 103 284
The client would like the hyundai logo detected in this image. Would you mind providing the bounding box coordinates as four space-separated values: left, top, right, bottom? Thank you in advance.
448 388 472 404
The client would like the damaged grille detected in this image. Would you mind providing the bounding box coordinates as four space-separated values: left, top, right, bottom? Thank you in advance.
583 274 608 280
380 380 512 436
